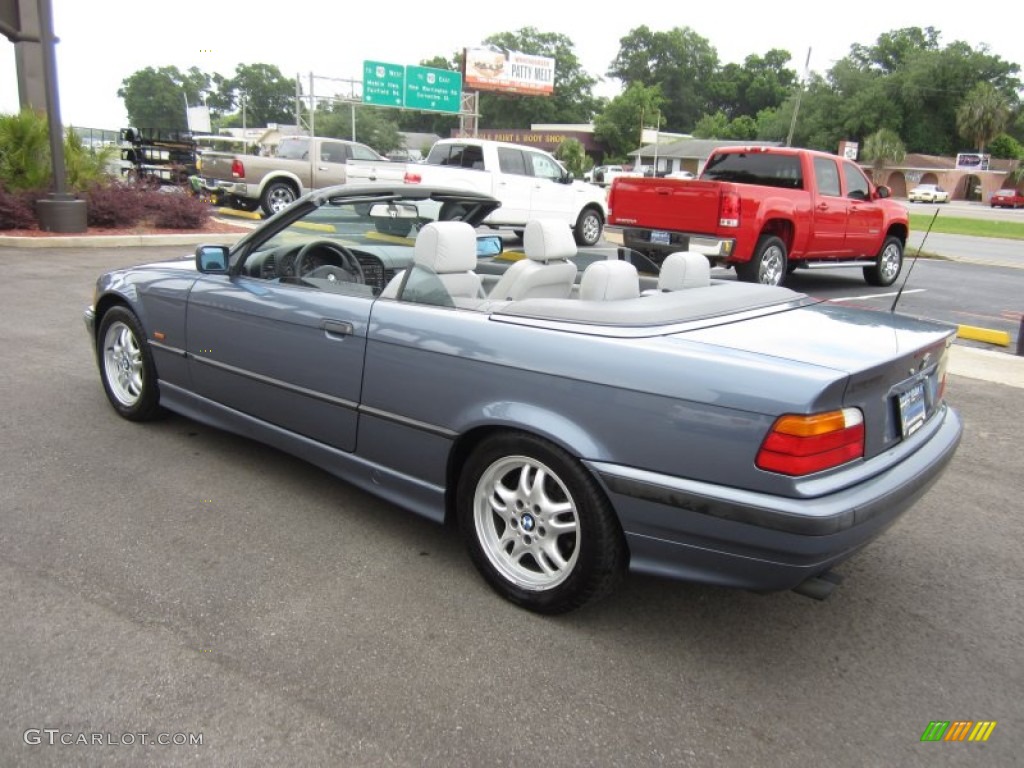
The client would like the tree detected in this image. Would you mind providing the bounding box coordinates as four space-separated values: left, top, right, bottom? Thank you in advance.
956 82 1011 152
475 28 602 128
313 103 402 154
592 82 664 161
693 111 758 140
553 137 588 178
118 66 207 132
862 128 906 183
218 63 297 128
608 26 720 132
707 50 798 120
988 133 1023 159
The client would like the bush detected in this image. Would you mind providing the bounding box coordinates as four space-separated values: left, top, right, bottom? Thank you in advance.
0 185 39 230
149 188 211 229
84 179 148 228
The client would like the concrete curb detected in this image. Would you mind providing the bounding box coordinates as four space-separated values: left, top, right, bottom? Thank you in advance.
948 344 1024 389
0 231 244 248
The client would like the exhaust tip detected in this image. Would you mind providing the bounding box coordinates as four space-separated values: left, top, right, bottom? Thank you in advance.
792 570 844 601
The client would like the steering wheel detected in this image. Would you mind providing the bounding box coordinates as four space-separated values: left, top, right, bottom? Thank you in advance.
293 240 365 285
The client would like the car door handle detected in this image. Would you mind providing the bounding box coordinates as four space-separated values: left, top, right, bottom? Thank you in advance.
322 320 354 337
318 165 329 171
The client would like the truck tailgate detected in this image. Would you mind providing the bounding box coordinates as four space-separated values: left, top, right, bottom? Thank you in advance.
346 159 407 184
198 152 235 180
609 177 723 234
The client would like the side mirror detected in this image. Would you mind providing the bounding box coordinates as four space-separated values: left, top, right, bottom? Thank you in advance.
196 244 230 273
476 235 503 258
875 185 891 199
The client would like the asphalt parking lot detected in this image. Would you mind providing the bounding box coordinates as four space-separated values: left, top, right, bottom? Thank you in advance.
1 245 1021 767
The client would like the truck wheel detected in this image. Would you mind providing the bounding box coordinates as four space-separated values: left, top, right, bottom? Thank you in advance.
864 236 903 287
260 182 297 216
737 235 787 286
574 207 604 247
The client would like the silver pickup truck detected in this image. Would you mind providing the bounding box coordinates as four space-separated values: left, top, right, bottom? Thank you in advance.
199 136 403 216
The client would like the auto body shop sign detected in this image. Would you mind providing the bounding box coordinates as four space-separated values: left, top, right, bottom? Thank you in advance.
463 47 555 95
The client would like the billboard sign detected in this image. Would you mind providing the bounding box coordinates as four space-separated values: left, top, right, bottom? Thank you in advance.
464 47 555 95
956 152 990 171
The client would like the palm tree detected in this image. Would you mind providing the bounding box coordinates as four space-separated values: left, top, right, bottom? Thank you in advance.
862 128 906 184
956 83 1010 153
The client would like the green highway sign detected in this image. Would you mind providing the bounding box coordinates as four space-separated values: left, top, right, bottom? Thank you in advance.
362 61 404 107
362 61 462 114
405 66 462 113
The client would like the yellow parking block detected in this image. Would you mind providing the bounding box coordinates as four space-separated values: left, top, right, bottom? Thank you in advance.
957 325 1011 346
215 207 262 220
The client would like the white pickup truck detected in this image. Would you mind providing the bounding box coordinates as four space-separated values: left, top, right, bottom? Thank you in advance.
402 138 608 246
199 136 403 216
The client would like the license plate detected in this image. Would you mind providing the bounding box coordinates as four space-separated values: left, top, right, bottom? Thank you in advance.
898 382 927 437
650 230 671 245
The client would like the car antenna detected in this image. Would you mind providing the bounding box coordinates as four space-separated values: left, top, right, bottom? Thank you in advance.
890 208 940 313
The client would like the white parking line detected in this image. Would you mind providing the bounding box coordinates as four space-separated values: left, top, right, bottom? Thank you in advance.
827 289 926 302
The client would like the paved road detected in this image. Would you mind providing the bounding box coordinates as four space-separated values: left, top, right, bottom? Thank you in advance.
0 245 1021 766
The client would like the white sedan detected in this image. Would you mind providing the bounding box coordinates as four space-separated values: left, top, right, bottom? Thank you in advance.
908 184 950 203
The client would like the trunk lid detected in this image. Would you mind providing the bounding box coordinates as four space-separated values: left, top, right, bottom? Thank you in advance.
680 303 956 458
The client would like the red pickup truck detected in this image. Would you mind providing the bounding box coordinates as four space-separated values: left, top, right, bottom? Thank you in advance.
607 146 909 286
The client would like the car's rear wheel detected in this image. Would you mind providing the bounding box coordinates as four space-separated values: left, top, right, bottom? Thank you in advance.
97 306 163 422
260 181 297 216
457 433 626 614
864 235 904 287
737 235 787 286
574 207 604 247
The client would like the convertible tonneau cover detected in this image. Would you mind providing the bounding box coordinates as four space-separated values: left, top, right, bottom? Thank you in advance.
490 282 809 328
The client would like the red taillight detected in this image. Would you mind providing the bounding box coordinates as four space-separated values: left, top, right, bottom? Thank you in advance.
756 408 864 476
231 158 245 179
719 191 740 227
404 170 422 184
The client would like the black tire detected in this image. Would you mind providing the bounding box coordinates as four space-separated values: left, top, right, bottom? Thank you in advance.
260 181 297 217
96 306 164 422
864 235 904 287
736 235 788 286
457 432 627 614
574 207 604 247
511 229 525 242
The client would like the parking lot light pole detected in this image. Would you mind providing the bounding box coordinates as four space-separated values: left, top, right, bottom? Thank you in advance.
34 0 86 232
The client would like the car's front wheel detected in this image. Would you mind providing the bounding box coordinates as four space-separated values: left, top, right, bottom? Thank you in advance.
457 433 626 614
864 235 904 287
97 306 163 422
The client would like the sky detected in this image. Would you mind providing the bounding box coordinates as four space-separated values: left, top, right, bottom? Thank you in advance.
2 0 1021 130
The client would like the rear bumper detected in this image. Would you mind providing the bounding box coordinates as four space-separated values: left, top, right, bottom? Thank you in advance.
587 404 962 591
202 178 249 197
621 227 736 263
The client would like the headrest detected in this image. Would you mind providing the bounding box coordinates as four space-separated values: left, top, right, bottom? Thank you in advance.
414 222 477 274
658 251 711 290
524 219 577 262
580 260 640 301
